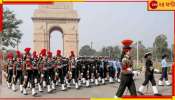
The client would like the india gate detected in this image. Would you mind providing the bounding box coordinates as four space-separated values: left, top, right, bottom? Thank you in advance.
32 3 80 57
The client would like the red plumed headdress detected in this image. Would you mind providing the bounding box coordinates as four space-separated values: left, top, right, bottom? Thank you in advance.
121 39 133 46
47 51 52 58
57 49 61 56
121 39 133 52
16 50 22 58
40 49 46 57
7 52 13 60
33 51 38 58
24 48 31 54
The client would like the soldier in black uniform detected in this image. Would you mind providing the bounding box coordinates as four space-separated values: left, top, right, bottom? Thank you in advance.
81 57 86 84
76 57 83 87
40 49 52 93
32 51 43 92
85 57 91 87
114 39 137 98
103 57 109 81
6 52 15 89
138 52 161 96
62 57 69 88
54 50 66 90
23 48 37 96
13 50 23 92
68 51 79 89
93 57 99 85
99 57 105 84
47 51 56 90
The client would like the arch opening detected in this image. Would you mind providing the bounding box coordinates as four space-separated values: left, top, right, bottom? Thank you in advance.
49 27 64 55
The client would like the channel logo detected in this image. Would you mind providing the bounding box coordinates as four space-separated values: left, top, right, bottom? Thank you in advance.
149 0 158 9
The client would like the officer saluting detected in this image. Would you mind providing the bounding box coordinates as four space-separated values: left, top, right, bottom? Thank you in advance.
114 39 137 98
138 52 161 96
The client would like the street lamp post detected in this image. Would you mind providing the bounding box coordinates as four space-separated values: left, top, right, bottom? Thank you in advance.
136 40 139 68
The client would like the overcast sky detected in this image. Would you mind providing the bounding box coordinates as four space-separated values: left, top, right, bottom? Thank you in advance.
4 2 174 52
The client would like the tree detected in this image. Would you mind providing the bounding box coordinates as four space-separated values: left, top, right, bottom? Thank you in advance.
79 45 96 56
0 8 23 48
98 46 121 58
153 34 168 60
131 41 146 62
113 46 121 58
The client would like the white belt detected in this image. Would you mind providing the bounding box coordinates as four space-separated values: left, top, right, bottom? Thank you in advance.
8 67 13 70
26 67 32 70
43 67 47 70
72 66 75 68
33 67 38 70
16 68 22 70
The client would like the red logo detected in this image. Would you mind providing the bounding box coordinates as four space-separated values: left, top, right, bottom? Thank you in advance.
150 0 158 9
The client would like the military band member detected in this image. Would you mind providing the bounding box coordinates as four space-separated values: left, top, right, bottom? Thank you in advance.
23 48 37 96
138 52 161 96
13 50 23 92
158 54 171 86
114 39 137 98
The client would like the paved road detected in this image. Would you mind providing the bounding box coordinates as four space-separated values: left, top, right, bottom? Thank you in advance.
0 73 172 98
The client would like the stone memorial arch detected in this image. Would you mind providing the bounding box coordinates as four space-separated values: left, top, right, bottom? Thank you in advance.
32 3 80 57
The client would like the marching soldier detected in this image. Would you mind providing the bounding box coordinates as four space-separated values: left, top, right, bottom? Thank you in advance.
81 57 86 84
68 51 79 89
40 49 52 93
99 57 105 84
32 51 39 84
93 57 99 86
158 54 171 86
85 57 91 87
114 39 137 98
115 59 121 83
55 50 66 90
32 51 43 92
76 57 83 87
62 57 69 88
13 50 24 92
23 48 37 96
104 57 109 82
6 52 15 89
138 52 161 96
108 58 115 83
47 51 56 90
